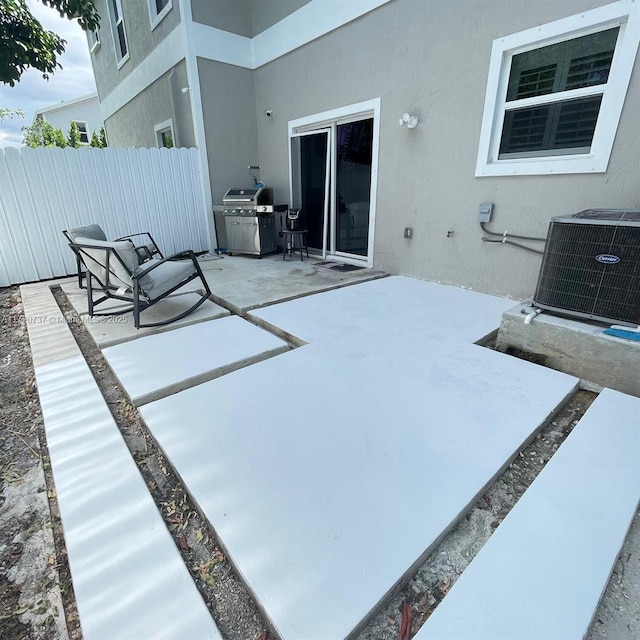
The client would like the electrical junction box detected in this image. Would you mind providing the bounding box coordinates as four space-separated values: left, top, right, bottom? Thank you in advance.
479 203 494 223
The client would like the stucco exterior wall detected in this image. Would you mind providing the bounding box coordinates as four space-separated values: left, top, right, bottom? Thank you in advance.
248 0 312 35
104 61 194 149
198 59 259 203
90 0 181 99
253 0 640 299
190 0 311 36
191 0 251 36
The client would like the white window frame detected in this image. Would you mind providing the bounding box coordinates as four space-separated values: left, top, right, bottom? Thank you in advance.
154 119 175 148
476 0 640 177
109 0 129 69
148 0 172 31
72 121 90 145
88 28 100 53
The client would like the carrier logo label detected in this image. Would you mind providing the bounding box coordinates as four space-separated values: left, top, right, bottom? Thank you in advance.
596 254 621 264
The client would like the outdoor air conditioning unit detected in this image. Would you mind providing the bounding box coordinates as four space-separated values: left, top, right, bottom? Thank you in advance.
534 209 640 327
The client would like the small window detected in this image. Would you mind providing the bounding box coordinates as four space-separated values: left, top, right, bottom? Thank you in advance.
88 28 100 53
148 0 172 29
154 120 175 148
110 0 129 66
476 0 640 176
73 121 90 145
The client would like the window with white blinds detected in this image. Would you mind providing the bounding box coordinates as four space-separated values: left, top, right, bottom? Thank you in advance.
499 28 618 158
476 0 640 176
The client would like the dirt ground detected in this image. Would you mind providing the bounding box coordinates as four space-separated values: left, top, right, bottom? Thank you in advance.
1 284 639 639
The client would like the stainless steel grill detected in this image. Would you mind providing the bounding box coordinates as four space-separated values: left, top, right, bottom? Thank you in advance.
221 187 279 256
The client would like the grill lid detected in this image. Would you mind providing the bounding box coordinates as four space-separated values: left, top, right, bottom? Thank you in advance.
222 187 273 206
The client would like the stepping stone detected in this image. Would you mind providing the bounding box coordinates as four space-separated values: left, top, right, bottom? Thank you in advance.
23 285 222 640
103 315 289 405
415 388 640 640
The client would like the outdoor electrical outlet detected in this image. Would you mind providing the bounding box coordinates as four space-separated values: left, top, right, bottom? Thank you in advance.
479 203 494 223
404 227 413 239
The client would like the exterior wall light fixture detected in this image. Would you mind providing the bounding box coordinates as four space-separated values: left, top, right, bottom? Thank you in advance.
399 113 419 129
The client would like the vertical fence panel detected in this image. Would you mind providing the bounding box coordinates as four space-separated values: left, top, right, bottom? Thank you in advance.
0 147 209 287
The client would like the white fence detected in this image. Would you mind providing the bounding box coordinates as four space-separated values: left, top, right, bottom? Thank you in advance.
0 146 211 287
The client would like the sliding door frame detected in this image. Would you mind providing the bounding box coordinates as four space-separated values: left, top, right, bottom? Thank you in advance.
288 98 381 268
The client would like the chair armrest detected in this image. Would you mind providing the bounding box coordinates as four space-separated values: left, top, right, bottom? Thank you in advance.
116 232 154 244
117 232 163 261
132 250 196 279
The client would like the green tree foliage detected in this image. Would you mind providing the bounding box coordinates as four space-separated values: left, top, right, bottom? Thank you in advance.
89 127 107 148
0 107 24 121
22 118 66 147
67 120 82 147
0 0 100 87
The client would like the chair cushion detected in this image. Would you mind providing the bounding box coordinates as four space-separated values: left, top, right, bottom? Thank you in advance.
74 237 139 290
66 224 107 243
135 259 197 300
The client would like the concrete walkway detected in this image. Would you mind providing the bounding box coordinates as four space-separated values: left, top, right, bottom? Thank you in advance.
21 282 223 640
21 264 640 640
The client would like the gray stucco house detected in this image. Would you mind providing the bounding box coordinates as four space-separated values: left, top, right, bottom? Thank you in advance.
87 0 640 299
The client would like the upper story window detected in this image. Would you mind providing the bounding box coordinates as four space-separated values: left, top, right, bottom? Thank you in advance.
149 0 172 30
476 0 640 176
110 0 129 67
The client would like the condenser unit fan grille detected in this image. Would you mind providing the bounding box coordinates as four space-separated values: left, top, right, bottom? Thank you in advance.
534 211 640 326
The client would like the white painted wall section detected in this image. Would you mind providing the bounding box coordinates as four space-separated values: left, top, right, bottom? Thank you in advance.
190 21 253 68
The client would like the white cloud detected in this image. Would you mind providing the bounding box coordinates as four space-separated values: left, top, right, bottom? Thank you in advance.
0 0 97 147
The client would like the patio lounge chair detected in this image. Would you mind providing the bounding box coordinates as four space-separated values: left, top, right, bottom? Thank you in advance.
63 224 163 289
69 236 212 329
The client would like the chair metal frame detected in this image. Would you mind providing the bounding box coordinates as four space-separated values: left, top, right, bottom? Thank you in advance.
69 241 212 329
63 228 164 289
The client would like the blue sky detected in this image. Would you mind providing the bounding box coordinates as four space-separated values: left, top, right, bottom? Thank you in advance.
0 1 96 147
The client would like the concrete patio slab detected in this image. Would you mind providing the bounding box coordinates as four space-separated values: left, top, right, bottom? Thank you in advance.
80 292 229 348
60 282 133 316
249 275 516 346
415 387 640 640
103 316 290 405
198 254 386 313
141 277 579 640
21 284 222 640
